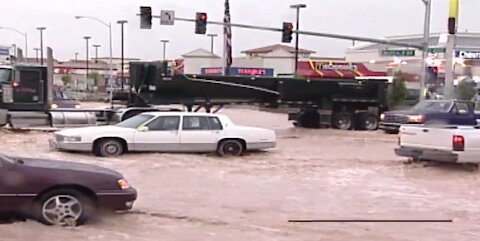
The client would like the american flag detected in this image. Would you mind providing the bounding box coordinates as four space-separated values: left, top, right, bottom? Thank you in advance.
224 0 232 75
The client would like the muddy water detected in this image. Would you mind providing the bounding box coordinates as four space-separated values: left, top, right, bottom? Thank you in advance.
1 108 479 240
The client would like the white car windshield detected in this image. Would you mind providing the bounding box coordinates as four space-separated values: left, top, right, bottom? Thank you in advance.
116 114 154 128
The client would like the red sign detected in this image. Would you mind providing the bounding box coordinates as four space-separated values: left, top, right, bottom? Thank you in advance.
297 61 386 78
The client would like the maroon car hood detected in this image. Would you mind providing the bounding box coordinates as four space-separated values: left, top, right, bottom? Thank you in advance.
18 158 122 177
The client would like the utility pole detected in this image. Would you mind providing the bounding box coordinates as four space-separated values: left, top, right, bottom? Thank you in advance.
290 4 307 76
37 27 46 65
444 0 459 100
93 44 101 63
207 34 218 53
84 36 91 91
117 20 128 90
419 0 432 101
160 40 169 61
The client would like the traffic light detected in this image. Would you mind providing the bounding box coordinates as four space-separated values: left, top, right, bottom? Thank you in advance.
195 12 207 34
140 6 152 29
282 22 294 43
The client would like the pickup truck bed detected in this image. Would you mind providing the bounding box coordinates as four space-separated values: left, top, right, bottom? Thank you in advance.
396 125 480 164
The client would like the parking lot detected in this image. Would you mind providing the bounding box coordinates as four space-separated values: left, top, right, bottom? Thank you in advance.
1 108 479 241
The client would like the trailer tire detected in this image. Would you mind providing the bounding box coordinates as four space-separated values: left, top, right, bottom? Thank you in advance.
297 111 320 128
358 113 379 131
332 112 354 130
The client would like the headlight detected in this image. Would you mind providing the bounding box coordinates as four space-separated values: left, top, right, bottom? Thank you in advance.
117 179 130 190
51 103 58 109
408 115 424 123
380 113 385 121
64 136 82 142
75 104 81 109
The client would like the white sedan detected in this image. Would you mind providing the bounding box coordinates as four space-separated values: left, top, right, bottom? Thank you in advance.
49 112 276 157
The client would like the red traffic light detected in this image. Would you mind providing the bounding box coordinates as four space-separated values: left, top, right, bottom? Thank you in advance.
200 13 207 21
287 23 294 30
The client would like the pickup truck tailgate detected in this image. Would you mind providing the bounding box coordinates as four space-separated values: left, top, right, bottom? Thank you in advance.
399 125 452 151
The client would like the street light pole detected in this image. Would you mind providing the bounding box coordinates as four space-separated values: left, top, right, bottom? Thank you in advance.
75 16 114 107
37 27 46 65
290 4 307 76
117 20 128 90
93 44 101 63
75 52 79 61
0 27 28 60
160 40 169 61
207 34 218 53
419 0 432 101
84 36 91 91
34 48 40 63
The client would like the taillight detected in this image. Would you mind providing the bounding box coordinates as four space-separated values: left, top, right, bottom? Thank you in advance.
12 82 19 88
453 135 465 152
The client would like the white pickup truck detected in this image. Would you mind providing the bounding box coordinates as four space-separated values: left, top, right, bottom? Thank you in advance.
395 125 480 168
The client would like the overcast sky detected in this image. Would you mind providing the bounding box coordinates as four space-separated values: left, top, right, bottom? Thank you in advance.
1 0 479 61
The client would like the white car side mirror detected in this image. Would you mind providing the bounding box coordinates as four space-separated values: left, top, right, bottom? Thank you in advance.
138 126 149 132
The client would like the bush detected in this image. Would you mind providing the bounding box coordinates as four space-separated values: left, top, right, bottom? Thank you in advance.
388 72 408 108
456 80 476 100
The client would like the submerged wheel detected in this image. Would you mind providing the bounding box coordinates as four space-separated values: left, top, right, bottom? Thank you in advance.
95 139 124 157
217 140 244 157
297 111 320 128
34 189 94 226
332 112 354 130
358 113 379 131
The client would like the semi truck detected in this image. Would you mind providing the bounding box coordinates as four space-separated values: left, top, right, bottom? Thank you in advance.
123 61 391 130
0 52 391 130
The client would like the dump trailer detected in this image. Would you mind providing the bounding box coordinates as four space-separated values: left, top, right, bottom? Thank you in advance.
125 61 391 130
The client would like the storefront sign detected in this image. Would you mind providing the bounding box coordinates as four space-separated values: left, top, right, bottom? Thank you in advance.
455 50 480 59
315 62 358 71
381 49 416 57
201 67 274 76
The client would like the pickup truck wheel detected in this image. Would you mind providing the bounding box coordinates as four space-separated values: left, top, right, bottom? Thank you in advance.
332 112 354 130
359 113 379 131
95 139 124 157
463 163 479 172
217 140 244 157
34 188 94 226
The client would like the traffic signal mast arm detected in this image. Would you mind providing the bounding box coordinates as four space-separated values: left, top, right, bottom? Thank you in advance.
141 12 423 50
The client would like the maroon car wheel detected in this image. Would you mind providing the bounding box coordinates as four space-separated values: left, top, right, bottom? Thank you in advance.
34 189 94 226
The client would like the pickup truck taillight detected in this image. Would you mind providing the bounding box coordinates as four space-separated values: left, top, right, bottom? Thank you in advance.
453 135 465 152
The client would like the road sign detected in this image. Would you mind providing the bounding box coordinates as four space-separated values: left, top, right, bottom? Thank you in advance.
428 47 446 54
160 10 175 25
381 49 416 57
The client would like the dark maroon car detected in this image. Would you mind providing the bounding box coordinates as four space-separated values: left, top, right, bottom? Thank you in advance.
0 154 137 226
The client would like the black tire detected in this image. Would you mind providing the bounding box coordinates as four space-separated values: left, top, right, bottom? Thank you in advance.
33 188 95 226
297 111 320 128
358 113 379 131
332 112 354 130
95 139 124 157
384 129 399 134
217 139 244 157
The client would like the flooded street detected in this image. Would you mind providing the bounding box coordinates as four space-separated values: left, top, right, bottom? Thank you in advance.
1 108 479 240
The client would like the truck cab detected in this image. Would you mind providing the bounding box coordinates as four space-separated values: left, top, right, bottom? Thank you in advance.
0 64 49 112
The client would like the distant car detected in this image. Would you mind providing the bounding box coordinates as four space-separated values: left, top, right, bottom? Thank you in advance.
379 100 480 134
51 87 81 109
50 112 277 157
0 154 137 225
